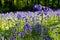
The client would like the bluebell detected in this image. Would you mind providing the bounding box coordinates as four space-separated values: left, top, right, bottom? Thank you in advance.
33 24 43 34
24 23 31 33
18 32 24 36
44 35 52 40
10 36 15 40
33 4 42 11
17 14 21 19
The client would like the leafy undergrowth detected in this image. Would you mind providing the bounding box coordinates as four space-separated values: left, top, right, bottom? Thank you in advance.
0 4 60 40
0 11 60 40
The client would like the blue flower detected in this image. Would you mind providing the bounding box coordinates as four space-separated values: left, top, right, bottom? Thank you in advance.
44 35 52 40
43 7 49 12
54 10 60 16
33 5 43 16
33 24 43 34
43 7 52 15
33 5 39 10
38 11 43 16
23 17 27 22
18 32 24 36
10 36 15 40
24 23 31 33
36 28 41 34
17 14 21 19
1 14 5 18
33 4 42 11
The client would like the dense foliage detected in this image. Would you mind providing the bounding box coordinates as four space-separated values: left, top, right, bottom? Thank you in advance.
0 0 60 13
0 5 60 40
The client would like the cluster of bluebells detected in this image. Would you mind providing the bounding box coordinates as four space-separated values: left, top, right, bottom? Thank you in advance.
33 4 53 16
0 11 51 40
0 11 45 40
0 4 60 40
